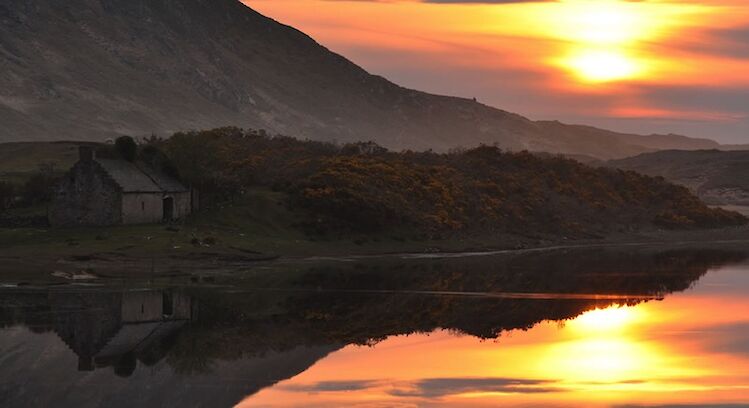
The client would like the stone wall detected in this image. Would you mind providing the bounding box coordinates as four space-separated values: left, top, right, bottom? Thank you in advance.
49 161 122 227
121 193 165 224
121 191 192 224
121 291 165 323
120 290 193 322
172 191 192 220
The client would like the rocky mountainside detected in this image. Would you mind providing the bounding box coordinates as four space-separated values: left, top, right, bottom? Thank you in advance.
609 150 749 206
0 0 736 159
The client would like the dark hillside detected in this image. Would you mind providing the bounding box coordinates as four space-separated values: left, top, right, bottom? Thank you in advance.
609 150 749 206
0 0 732 159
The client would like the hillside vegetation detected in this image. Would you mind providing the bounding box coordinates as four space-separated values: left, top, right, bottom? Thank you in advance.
151 128 746 237
0 142 82 183
609 150 749 206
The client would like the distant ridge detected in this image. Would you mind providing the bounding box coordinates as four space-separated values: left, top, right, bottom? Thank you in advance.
0 0 737 159
609 149 749 206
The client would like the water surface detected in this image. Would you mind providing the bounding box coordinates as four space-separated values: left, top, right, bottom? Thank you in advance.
1 246 748 407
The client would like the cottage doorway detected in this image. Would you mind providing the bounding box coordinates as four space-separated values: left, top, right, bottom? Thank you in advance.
162 292 174 317
163 197 174 221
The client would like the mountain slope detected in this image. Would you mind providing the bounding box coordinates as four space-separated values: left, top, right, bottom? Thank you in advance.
609 150 749 205
0 0 731 158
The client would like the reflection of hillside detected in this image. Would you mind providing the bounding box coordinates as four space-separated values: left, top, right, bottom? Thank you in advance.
176 248 746 360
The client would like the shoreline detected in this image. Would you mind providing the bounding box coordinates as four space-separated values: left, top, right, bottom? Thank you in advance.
1 223 748 284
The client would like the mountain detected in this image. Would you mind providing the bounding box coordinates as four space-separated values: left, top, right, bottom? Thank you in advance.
609 150 749 206
0 0 736 159
532 121 721 159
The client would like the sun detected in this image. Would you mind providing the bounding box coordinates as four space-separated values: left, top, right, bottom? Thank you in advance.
563 50 642 83
478 0 706 85
546 0 661 83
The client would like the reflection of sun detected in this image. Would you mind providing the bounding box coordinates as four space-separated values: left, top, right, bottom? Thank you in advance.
571 306 640 332
548 338 657 383
535 305 705 390
538 306 661 385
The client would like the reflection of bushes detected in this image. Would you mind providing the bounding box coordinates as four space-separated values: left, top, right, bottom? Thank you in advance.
113 352 137 378
0 182 13 213
153 127 746 236
163 248 746 369
166 331 215 375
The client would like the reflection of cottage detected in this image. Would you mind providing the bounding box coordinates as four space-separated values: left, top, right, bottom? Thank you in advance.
48 289 196 374
50 146 195 227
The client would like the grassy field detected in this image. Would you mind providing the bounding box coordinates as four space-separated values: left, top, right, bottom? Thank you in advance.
0 141 87 183
1 189 302 256
0 188 516 262
2 186 749 285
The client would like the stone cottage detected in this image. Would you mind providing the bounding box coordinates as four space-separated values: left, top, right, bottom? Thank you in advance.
50 146 193 227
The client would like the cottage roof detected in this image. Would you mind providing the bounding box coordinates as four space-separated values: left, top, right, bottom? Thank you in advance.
95 159 188 193
140 164 189 193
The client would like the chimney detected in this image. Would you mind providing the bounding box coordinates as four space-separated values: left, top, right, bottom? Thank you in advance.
79 146 94 163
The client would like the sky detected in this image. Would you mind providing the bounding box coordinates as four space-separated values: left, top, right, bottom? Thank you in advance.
246 0 749 144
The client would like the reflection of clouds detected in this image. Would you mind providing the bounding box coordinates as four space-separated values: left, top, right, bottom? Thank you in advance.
387 377 562 397
706 322 749 356
280 376 705 399
281 380 382 393
282 377 565 398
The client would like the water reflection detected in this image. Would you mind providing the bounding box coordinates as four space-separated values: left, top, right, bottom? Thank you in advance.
0 247 748 407
0 289 195 376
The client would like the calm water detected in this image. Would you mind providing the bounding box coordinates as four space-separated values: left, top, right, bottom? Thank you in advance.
1 246 748 407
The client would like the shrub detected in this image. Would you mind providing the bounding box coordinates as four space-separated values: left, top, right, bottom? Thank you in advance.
115 136 138 162
21 163 58 206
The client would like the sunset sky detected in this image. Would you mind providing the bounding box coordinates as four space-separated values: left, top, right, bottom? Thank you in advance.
247 0 749 144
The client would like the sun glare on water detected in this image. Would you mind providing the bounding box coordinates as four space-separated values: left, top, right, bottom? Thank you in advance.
571 306 640 331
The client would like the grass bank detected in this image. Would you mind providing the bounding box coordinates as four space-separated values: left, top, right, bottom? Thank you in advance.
0 188 531 259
